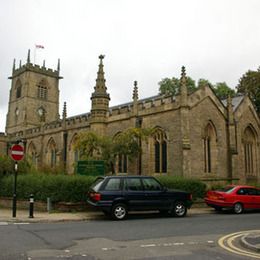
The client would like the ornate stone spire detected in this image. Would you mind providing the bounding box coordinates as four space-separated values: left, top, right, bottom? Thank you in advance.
27 49 31 64
133 81 139 115
12 59 16 72
43 60 46 68
19 60 22 68
93 55 107 94
57 58 60 72
180 66 187 93
62 102 67 120
90 55 110 129
180 66 188 105
133 81 138 101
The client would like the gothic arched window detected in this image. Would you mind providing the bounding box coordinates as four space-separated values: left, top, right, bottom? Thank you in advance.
203 122 217 173
15 80 22 99
243 126 257 176
153 129 167 174
37 79 48 100
47 138 56 167
28 142 37 167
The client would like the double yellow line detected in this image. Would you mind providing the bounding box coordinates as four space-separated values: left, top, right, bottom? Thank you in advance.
218 230 260 259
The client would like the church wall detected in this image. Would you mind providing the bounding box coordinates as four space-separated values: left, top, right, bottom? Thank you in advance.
233 98 260 183
189 96 229 179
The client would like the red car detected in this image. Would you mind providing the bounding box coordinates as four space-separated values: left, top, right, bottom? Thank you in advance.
205 185 260 214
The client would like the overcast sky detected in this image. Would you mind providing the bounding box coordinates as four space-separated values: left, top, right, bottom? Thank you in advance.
1 0 260 132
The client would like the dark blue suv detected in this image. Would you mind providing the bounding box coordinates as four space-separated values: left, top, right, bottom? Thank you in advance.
87 176 193 220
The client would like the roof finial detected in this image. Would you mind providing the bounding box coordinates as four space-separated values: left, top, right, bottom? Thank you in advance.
180 66 186 85
12 59 16 71
43 60 46 68
27 49 31 63
62 102 67 119
180 66 188 105
99 54 105 64
57 58 60 72
133 81 138 101
19 60 22 68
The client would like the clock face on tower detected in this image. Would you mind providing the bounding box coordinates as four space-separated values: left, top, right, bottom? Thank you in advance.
38 107 44 116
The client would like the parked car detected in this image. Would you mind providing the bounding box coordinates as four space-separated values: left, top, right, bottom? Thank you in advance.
205 185 260 214
87 175 193 220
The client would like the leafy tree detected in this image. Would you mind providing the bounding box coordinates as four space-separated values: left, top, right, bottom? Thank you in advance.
213 82 236 99
74 128 152 174
159 76 196 95
197 78 213 88
158 75 237 101
236 68 260 113
74 132 101 160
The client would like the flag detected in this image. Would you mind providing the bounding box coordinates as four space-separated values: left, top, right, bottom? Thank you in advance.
35 44 44 49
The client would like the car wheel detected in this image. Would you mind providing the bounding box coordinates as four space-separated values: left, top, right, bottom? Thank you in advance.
172 201 187 217
112 203 128 220
233 202 243 214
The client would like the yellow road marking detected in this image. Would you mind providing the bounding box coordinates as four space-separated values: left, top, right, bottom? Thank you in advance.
218 230 260 259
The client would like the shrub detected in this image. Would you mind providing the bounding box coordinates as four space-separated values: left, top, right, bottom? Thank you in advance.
156 176 207 200
0 174 96 202
0 155 32 177
0 174 207 203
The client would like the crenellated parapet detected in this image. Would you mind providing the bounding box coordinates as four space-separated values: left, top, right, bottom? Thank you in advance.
108 94 177 121
9 49 62 80
9 62 62 80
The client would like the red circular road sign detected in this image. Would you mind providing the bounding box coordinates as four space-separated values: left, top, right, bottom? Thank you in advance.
10 144 25 161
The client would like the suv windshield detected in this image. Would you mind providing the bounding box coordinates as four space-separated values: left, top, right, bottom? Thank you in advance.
90 177 105 192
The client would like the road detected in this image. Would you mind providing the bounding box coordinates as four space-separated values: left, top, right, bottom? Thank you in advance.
1 210 260 259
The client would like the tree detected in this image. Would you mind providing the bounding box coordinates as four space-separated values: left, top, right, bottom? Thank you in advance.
236 68 260 113
197 78 213 88
159 76 196 95
74 128 152 174
213 82 235 99
158 77 179 95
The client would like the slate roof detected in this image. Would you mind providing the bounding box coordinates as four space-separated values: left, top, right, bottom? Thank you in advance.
221 95 244 111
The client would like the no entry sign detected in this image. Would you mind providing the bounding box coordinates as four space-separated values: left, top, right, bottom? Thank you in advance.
10 144 24 161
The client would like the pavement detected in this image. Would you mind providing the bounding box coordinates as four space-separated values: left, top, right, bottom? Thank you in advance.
0 207 212 223
0 207 259 253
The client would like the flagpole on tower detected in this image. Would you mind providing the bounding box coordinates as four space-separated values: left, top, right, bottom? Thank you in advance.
34 44 45 64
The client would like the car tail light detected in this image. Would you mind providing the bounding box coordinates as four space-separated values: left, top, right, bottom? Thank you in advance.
217 195 225 201
189 194 193 200
89 192 101 202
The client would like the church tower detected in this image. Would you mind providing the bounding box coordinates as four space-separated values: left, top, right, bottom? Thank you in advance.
90 55 110 135
6 50 62 134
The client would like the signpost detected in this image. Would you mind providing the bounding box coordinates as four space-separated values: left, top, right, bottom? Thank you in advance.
10 144 25 218
76 160 105 176
10 144 24 161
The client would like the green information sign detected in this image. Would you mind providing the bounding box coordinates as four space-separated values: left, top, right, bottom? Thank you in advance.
76 160 105 176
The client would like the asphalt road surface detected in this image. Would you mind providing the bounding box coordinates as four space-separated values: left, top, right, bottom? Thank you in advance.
1 210 260 260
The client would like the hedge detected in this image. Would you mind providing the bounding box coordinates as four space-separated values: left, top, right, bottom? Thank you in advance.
0 174 96 203
0 174 207 203
156 176 207 200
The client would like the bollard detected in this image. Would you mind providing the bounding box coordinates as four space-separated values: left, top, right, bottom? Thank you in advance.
47 197 52 213
29 194 34 218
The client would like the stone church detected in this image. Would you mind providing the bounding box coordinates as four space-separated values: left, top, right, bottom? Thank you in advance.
0 50 259 184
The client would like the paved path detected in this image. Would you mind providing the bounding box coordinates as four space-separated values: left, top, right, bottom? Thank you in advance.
0 207 212 223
